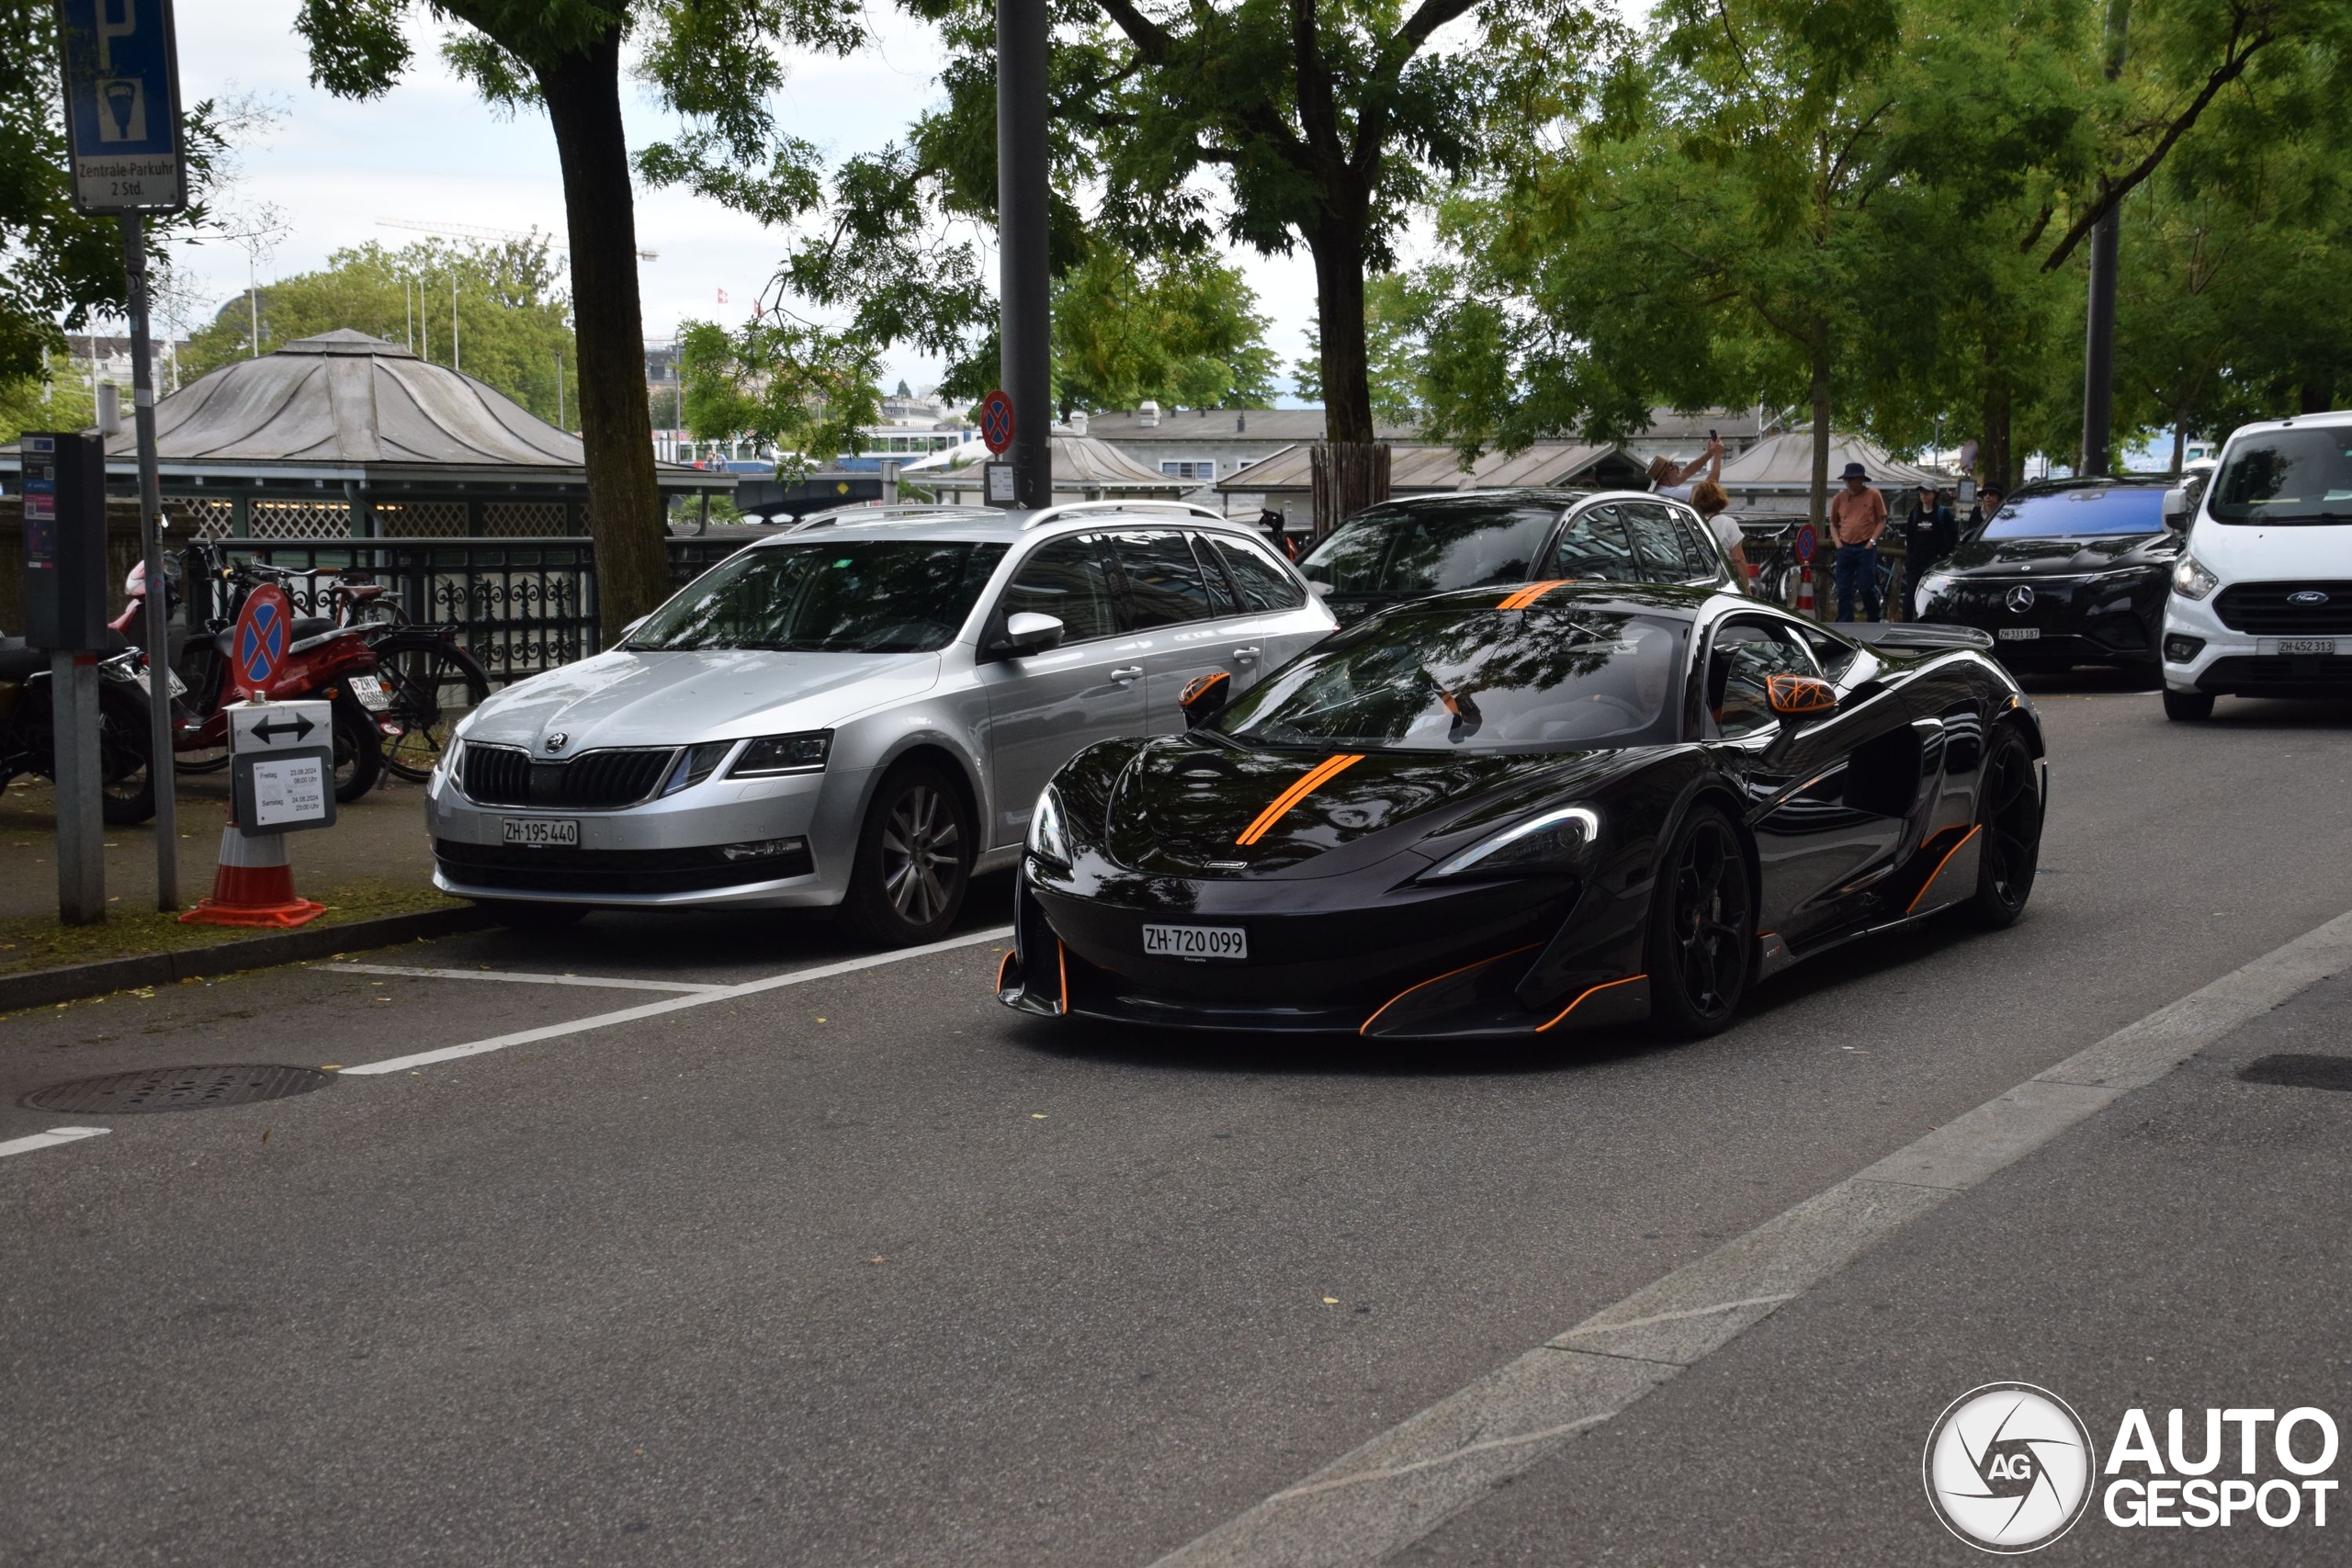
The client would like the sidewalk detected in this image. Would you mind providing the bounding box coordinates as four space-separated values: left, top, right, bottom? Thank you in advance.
0 766 462 982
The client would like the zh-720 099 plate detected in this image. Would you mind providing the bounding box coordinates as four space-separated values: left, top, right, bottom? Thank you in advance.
1143 923 1248 961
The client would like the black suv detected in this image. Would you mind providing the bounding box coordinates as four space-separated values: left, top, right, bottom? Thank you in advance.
1296 489 1736 624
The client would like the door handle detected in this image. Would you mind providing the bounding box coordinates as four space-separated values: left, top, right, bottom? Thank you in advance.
1110 665 1142 684
1232 646 1261 664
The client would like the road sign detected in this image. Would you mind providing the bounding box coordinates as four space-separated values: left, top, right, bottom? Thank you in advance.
229 700 330 754
978 389 1015 455
1792 525 1818 564
231 583 291 695
54 0 187 215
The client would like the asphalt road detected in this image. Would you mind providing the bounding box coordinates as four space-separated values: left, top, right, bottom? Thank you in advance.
3 683 2349 1565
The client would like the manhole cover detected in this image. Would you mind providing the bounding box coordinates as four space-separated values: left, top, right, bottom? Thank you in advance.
2237 1054 2352 1094
23 1065 334 1115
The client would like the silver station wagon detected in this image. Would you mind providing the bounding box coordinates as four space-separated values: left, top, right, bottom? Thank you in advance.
426 502 1336 942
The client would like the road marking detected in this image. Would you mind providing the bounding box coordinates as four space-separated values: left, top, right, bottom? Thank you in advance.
0 1127 110 1160
339 926 1014 1077
1149 907 2352 1568
321 963 729 995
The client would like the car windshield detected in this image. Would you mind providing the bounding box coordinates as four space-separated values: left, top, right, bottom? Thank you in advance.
1212 609 1686 752
1299 503 1561 598
1978 488 2166 539
624 540 1009 653
2209 428 2352 524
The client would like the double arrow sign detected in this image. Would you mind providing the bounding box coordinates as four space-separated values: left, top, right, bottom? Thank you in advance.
228 699 332 754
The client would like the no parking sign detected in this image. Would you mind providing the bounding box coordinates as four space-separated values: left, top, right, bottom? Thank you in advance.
231 582 292 696
1792 525 1818 564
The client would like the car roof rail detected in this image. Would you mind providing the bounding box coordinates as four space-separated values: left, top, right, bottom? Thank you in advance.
784 503 990 531
1019 499 1232 530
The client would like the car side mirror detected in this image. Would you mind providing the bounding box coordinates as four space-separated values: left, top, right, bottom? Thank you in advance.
995 611 1065 657
1766 674 1838 722
1179 671 1232 728
2162 487 2190 529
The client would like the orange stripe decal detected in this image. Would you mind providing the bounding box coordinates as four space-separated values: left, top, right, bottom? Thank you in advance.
1235 753 1364 845
1534 973 1647 1032
1905 825 1981 915
996 949 1015 993
1057 941 1069 1016
1497 579 1573 610
1359 942 1544 1036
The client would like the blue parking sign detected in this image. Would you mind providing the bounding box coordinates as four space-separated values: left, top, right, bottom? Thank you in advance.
54 0 187 214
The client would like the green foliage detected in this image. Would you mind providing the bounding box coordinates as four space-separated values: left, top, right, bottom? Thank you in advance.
0 0 242 380
1049 249 1280 416
176 238 579 426
0 350 96 444
675 315 881 472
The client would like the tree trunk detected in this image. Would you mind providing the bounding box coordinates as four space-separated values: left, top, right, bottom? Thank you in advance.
2170 415 2186 476
1807 320 1832 530
1309 443 1390 540
539 30 671 640
1980 371 2013 492
1308 217 1376 446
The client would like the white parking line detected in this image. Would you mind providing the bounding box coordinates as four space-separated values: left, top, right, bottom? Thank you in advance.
339 925 1014 1077
1149 907 2352 1568
322 963 729 995
0 1127 111 1160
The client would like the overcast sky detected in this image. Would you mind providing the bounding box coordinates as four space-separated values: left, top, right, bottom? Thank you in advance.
154 0 1332 400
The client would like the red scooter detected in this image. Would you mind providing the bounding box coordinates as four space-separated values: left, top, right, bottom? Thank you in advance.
118 547 389 801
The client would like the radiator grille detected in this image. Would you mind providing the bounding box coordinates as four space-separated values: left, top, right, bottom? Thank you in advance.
459 743 677 808
2212 581 2352 636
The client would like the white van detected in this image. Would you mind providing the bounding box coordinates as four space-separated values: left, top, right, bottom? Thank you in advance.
2159 411 2352 720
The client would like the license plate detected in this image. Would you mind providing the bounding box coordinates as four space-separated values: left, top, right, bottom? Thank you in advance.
1143 922 1248 961
1996 627 2041 641
165 669 187 698
2262 637 2337 656
503 818 579 847
346 674 391 711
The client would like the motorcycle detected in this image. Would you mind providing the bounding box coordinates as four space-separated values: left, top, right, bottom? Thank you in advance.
0 631 159 824
119 544 388 802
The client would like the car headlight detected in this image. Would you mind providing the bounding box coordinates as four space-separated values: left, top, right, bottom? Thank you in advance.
1422 805 1600 882
1917 572 1955 601
1028 785 1071 865
725 729 831 777
662 740 736 796
435 736 464 784
2171 555 2219 600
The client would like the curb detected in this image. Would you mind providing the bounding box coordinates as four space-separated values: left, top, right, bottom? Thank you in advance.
0 905 494 1013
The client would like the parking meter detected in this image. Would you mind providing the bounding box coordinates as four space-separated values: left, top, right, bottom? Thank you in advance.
19 432 110 651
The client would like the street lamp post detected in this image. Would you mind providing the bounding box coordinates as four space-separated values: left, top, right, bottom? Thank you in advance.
997 0 1052 508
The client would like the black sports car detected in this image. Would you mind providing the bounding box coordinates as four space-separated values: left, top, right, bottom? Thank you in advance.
1912 477 2188 672
997 584 2045 1041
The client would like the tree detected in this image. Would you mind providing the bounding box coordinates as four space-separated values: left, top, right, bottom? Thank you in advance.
1046 248 1280 416
1293 272 1430 424
0 349 96 443
674 315 881 471
0 0 241 381
294 0 864 634
175 237 578 422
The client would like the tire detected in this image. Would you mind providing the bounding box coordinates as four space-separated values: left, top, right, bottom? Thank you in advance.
96 682 157 826
841 763 972 947
1643 805 1754 1040
478 899 588 931
330 688 383 802
376 637 492 782
1967 725 2042 929
2163 688 2215 721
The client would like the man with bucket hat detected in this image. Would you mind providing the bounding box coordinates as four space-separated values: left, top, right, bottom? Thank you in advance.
1827 460 1888 621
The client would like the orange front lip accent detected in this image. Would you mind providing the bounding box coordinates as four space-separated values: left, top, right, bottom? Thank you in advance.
1497 579 1574 610
1534 973 1646 1032
1235 753 1364 845
1359 942 1545 1036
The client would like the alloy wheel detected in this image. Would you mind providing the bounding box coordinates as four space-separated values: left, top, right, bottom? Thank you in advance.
1979 740 2041 908
1669 818 1749 1019
880 783 963 926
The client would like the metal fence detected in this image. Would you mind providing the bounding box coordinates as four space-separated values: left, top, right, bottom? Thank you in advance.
213 536 751 684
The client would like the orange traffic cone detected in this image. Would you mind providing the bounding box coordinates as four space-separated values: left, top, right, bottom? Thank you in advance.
1796 564 1815 616
180 824 326 928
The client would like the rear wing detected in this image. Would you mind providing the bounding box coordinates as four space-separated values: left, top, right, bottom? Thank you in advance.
1844 622 1995 653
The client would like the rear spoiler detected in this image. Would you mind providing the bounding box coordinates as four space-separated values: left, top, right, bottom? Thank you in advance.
1844 622 1995 653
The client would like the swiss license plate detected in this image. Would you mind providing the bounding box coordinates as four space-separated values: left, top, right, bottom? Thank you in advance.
346 674 391 711
503 818 579 847
1996 627 2041 641
2262 637 2337 656
1143 922 1248 961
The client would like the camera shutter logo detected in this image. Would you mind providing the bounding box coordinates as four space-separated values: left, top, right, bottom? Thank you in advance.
1923 1382 2097 1553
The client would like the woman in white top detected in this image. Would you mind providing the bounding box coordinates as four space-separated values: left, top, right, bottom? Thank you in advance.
1688 479 1752 590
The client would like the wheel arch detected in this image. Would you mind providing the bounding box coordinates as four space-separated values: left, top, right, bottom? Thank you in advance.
865 737 987 843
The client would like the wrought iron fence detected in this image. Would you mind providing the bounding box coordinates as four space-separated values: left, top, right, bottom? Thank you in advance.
210 536 752 684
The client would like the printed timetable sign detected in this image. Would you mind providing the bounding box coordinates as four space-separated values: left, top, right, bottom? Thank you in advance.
54 0 187 215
